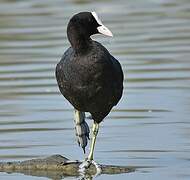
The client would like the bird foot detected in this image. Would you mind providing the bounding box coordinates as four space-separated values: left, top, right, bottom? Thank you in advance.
79 159 102 176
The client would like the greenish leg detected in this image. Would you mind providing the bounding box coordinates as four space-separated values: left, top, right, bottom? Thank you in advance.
79 121 101 175
88 122 99 161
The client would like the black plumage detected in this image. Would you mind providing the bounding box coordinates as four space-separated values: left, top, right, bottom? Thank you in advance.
56 12 123 123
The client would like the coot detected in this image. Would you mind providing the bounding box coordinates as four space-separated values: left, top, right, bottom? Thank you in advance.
56 11 123 172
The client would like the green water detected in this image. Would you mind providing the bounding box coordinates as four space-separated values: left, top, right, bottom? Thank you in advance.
0 0 190 179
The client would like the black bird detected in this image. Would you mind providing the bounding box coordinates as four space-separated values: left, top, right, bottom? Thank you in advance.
56 11 123 172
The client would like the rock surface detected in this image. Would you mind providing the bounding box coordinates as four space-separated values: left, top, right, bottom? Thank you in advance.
0 155 135 178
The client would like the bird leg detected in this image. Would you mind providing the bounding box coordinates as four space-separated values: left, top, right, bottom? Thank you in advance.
74 109 90 153
88 122 99 161
79 122 102 175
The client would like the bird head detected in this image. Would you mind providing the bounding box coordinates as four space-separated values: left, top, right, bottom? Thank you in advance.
67 11 113 38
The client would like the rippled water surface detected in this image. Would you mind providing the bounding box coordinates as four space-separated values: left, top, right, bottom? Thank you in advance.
0 0 190 179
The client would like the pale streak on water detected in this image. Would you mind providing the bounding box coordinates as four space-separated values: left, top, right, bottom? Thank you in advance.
0 0 190 179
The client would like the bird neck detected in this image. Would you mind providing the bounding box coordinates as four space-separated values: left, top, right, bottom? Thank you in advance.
67 25 92 54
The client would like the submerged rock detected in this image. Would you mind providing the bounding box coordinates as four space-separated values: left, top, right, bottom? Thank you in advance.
0 154 135 178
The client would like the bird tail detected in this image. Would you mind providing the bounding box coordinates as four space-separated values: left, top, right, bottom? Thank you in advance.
74 110 90 153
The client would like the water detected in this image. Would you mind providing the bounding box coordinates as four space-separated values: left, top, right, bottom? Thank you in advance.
0 0 190 179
